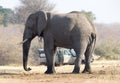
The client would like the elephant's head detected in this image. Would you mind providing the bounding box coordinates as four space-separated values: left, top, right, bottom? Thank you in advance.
23 11 47 71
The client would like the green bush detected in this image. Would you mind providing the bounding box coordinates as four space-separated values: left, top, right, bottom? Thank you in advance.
95 40 120 60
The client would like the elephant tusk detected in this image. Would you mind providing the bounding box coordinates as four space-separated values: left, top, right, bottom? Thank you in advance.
18 39 28 45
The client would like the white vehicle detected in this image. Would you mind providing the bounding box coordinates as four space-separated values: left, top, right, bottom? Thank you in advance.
38 48 94 66
38 48 76 65
38 49 46 65
55 48 76 65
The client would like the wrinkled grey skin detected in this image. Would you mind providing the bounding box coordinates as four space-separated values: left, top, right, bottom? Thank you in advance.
23 10 96 74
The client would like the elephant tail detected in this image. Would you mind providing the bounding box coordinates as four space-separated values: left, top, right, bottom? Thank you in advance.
91 33 96 54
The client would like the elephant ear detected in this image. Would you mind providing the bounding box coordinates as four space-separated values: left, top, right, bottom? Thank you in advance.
37 11 47 36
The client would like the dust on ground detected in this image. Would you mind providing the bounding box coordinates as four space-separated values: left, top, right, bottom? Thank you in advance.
0 60 120 83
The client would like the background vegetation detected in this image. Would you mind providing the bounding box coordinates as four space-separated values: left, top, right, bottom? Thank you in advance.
0 0 120 65
95 24 120 60
0 6 15 26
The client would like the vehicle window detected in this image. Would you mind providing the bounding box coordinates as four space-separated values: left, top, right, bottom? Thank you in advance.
67 50 71 55
70 49 76 57
40 51 44 54
64 50 68 55
64 50 71 55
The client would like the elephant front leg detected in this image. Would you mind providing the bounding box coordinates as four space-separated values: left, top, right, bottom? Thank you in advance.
44 45 56 74
45 65 56 74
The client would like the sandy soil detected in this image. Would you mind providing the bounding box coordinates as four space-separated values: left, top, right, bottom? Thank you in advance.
0 60 120 83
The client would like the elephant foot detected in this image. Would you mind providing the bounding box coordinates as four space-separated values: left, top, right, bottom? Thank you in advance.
72 66 80 74
45 70 56 74
45 66 56 74
82 69 92 74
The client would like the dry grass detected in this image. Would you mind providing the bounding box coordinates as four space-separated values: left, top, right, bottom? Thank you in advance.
0 60 120 83
95 24 120 59
0 24 41 65
0 24 23 65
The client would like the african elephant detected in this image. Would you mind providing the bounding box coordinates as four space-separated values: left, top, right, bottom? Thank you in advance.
22 10 96 74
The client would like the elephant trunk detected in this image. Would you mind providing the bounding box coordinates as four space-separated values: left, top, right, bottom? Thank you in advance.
23 39 32 71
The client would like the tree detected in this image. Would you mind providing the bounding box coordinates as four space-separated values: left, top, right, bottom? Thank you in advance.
15 0 55 23
0 6 14 27
70 10 96 22
80 10 96 22
0 13 3 23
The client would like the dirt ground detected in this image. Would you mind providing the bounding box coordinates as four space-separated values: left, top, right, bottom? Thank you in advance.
0 60 120 83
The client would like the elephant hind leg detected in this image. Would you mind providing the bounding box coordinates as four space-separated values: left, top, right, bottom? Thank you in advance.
82 42 94 74
72 41 88 73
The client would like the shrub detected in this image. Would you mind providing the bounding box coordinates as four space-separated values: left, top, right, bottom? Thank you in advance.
95 39 120 60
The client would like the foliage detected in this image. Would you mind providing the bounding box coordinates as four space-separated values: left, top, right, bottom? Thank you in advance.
95 39 120 60
0 6 14 27
15 0 55 23
94 23 120 60
80 10 96 22
0 13 3 22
